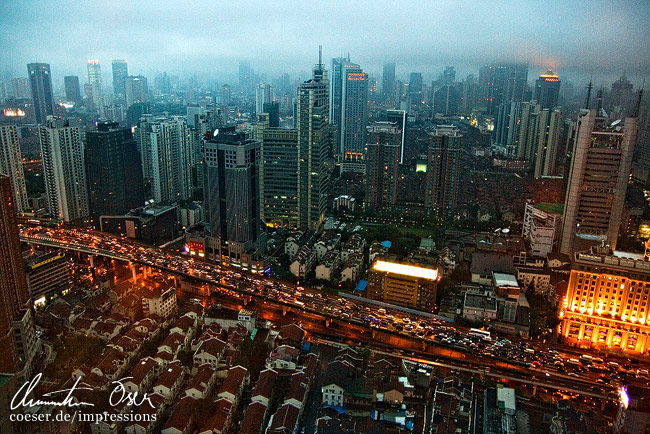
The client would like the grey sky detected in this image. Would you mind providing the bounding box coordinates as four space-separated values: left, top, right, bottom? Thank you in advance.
1 0 649 87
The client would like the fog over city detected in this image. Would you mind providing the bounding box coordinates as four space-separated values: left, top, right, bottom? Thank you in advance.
2 0 649 85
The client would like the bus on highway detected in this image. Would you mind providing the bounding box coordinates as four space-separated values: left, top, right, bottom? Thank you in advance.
469 328 491 340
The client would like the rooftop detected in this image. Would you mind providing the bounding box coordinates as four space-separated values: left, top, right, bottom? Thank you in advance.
493 273 519 288
534 202 564 214
373 260 438 280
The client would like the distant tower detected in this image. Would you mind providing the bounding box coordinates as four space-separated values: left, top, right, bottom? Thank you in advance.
124 75 148 108
609 72 634 115
87 60 103 108
365 122 401 210
533 70 561 110
560 108 639 255
64 76 81 102
382 62 395 103
0 125 28 213
27 63 55 123
112 59 129 102
255 83 274 114
425 125 462 218
39 117 89 223
0 174 38 376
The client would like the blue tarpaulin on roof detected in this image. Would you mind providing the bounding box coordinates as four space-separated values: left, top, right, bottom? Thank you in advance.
355 280 368 291
381 240 392 248
323 405 346 414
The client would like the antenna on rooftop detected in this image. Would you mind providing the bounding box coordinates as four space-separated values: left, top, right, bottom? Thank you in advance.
584 75 593 109
318 45 322 70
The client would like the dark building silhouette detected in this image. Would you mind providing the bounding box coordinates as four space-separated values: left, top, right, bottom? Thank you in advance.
479 64 528 115
85 121 144 227
533 70 561 110
365 122 401 210
27 63 55 123
263 101 280 127
112 59 128 101
425 125 462 218
382 62 395 103
64 75 81 102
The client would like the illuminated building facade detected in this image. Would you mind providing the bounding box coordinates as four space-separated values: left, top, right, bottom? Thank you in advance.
560 246 650 353
366 259 438 311
0 124 28 213
560 109 638 255
533 70 561 110
425 125 461 218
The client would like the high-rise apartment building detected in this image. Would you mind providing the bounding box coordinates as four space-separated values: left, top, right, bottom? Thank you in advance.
27 63 55 123
64 75 81 102
385 109 407 163
560 109 638 255
533 108 562 178
0 125 28 213
382 62 395 103
255 83 274 114
85 121 144 226
87 60 103 108
365 122 401 210
125 75 148 108
296 57 331 228
0 174 39 376
330 58 368 173
560 245 650 353
135 115 192 203
112 59 129 101
39 117 89 223
479 64 528 115
203 127 262 261
262 101 280 128
11 77 31 99
425 125 461 218
533 70 561 110
433 84 460 117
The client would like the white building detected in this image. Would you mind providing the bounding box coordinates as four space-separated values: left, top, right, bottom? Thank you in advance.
39 117 89 223
522 202 562 258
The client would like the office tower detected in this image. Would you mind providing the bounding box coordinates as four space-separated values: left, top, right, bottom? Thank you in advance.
87 60 103 107
560 109 639 255
11 77 31 99
330 58 368 173
112 59 128 101
425 125 461 218
257 113 300 228
203 127 261 255
221 84 231 106
433 84 460 117
64 75 81 102
560 245 650 353
532 108 562 178
409 72 423 95
263 101 280 127
135 115 192 203
442 66 456 84
610 72 634 115
187 105 224 192
85 121 144 226
366 259 438 312
27 63 55 123
39 117 89 223
382 62 395 102
0 125 28 213
255 82 274 113
533 70 561 110
385 109 407 163
125 75 148 108
0 174 38 375
479 64 528 115
365 122 401 210
296 55 331 228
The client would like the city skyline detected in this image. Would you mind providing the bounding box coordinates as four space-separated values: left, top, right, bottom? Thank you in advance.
1 1 649 86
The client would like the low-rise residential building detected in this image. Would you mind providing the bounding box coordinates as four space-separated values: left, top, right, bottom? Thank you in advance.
290 245 315 278
315 250 340 281
152 360 185 402
185 364 217 399
463 290 498 322
161 396 196 434
141 284 177 318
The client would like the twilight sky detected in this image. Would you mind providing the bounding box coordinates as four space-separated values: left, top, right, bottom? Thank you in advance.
1 0 649 87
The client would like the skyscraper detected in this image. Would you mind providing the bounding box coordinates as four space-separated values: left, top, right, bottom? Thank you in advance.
330 58 368 173
382 62 395 103
533 70 561 110
425 125 461 218
112 59 129 101
442 66 456 84
409 72 423 95
365 122 401 210
610 72 634 115
85 121 144 226
203 127 262 258
385 109 407 163
27 63 55 123
296 55 331 228
533 108 562 178
0 125 28 213
39 117 89 223
255 82 274 114
560 109 639 255
433 84 460 117
479 64 528 115
87 60 103 108
0 174 38 376
125 75 148 108
64 75 81 102
135 115 192 203
262 101 280 128
495 101 522 156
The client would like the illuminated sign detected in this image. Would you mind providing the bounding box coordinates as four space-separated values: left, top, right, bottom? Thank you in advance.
374 260 438 280
34 296 46 307
347 73 366 81
3 108 25 117
619 386 630 409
